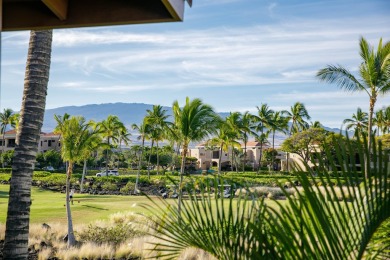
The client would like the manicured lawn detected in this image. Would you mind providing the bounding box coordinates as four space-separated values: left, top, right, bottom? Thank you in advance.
0 185 162 225
0 184 283 225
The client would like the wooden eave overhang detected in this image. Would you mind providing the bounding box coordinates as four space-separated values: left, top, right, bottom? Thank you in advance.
1 0 187 31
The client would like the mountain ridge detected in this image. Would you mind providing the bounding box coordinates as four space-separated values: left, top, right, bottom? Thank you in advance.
42 102 343 146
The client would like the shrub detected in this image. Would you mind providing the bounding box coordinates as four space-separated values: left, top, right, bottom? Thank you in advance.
78 223 141 246
120 182 135 194
101 182 118 191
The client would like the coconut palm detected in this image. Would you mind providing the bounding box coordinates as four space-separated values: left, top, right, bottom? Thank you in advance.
374 109 386 136
240 111 256 172
374 106 390 135
253 104 274 172
269 111 288 170
343 107 368 138
172 97 219 216
4 30 53 258
317 37 390 176
132 118 151 193
254 132 270 172
226 112 243 172
207 120 240 174
310 121 322 129
80 126 104 193
57 116 100 247
96 115 125 173
283 102 311 135
145 105 171 175
0 108 15 168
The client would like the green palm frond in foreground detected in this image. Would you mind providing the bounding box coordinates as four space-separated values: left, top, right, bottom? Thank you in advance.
146 136 389 260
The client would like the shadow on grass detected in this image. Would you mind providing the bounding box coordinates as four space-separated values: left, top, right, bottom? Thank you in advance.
82 205 109 211
0 190 9 199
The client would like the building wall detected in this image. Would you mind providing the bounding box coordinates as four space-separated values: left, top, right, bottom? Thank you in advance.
0 131 60 154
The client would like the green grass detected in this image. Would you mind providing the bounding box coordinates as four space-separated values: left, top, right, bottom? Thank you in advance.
0 185 162 225
0 184 283 226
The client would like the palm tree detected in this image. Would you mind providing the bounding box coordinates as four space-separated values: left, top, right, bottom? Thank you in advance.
80 126 104 193
146 105 171 175
269 111 287 170
343 107 368 138
310 121 322 129
207 120 240 174
96 115 125 173
4 30 53 258
56 116 100 247
0 108 15 168
172 97 219 216
239 111 256 172
226 112 243 172
283 102 311 135
253 104 274 172
254 132 270 172
317 37 390 176
374 106 390 135
132 118 151 192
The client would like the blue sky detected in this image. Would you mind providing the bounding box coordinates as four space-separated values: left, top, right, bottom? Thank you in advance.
1 0 389 128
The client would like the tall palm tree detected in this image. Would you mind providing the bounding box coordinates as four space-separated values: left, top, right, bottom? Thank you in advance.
317 37 390 176
207 120 240 174
146 105 171 175
239 111 256 172
283 102 311 135
0 108 15 168
56 116 101 247
4 30 53 258
374 106 390 135
269 111 288 170
172 97 219 216
226 112 243 172
343 107 368 138
96 115 125 173
310 121 322 129
253 104 274 172
254 132 270 172
132 118 151 192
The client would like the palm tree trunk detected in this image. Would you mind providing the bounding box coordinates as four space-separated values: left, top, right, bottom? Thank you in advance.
80 158 87 193
66 161 76 247
2 132 5 168
243 142 247 173
257 141 263 174
272 131 275 172
135 137 145 194
147 140 154 179
365 98 375 178
178 144 187 219
105 138 110 174
218 146 222 174
156 141 160 175
3 30 53 259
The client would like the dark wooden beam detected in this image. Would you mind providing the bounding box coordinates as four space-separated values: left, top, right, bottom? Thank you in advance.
2 0 186 31
42 0 68 21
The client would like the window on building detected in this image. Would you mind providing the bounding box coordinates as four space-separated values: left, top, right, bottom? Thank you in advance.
7 139 16 147
48 140 52 147
212 151 219 159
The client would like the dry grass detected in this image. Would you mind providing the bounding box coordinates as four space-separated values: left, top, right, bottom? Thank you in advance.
236 186 298 199
0 223 5 240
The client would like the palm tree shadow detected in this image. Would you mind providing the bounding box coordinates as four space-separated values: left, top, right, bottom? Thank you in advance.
82 205 108 211
0 190 9 199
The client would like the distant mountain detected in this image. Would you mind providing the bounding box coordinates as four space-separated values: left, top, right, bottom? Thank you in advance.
42 103 171 132
42 102 343 146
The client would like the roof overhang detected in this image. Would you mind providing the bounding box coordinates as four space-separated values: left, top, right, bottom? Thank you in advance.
1 0 187 31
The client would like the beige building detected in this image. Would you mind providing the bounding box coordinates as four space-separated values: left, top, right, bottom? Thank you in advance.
0 130 61 153
187 141 270 170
